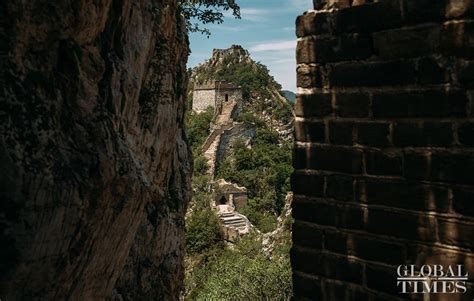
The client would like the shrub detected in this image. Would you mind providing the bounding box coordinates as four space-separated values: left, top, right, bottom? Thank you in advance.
216 124 292 216
274 101 293 124
186 106 213 151
194 155 209 176
240 199 277 233
235 112 266 127
188 248 292 300
186 208 223 254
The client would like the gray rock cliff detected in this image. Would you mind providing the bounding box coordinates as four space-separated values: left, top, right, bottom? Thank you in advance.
0 0 191 300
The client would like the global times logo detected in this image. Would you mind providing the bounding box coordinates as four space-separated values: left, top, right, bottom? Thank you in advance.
397 265 468 294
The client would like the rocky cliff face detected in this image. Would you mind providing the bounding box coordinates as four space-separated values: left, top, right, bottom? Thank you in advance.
0 1 191 300
193 45 253 81
191 45 294 140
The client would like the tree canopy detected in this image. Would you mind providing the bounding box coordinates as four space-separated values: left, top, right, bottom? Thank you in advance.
179 0 241 36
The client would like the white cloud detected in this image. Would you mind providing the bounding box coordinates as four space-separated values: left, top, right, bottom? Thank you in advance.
250 40 296 52
207 24 248 32
240 8 269 22
240 8 266 15
224 7 268 22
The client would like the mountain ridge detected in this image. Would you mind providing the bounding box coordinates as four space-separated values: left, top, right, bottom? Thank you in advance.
189 44 294 139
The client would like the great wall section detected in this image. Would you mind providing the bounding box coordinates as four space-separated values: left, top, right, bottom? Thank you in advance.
292 0 474 300
192 81 255 241
193 81 250 177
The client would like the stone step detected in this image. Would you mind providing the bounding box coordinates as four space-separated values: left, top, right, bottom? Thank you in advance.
221 215 242 221
220 212 234 217
223 220 245 225
218 211 249 229
222 218 245 224
201 129 223 154
220 215 235 219
225 222 247 228
222 219 247 227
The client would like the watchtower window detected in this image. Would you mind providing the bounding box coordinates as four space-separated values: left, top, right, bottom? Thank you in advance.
225 94 229 102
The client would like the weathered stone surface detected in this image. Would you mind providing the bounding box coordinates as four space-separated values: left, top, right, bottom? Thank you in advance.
192 80 243 113
373 24 441 59
296 33 372 63
0 0 191 300
294 93 332 117
446 0 474 18
215 122 256 168
294 0 474 300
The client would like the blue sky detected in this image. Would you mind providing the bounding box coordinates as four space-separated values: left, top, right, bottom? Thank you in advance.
188 0 312 92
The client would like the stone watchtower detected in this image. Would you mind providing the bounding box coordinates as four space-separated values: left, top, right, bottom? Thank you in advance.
192 80 243 114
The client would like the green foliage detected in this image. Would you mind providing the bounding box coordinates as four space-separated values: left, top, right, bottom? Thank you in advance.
191 163 212 211
192 190 212 211
274 100 293 124
179 0 240 36
217 128 292 203
186 239 292 300
186 208 223 254
240 202 277 233
254 127 280 145
235 232 263 258
194 155 209 176
216 124 293 232
186 106 213 151
190 45 293 125
235 112 266 127
185 61 294 297
217 60 280 100
192 48 281 99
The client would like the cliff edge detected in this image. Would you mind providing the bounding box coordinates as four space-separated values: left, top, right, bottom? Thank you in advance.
0 0 191 300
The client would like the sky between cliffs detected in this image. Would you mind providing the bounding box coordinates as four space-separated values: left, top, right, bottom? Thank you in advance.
188 0 312 92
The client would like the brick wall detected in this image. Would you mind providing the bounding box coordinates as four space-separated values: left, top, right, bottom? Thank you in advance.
192 86 242 113
292 1 474 300
192 89 216 112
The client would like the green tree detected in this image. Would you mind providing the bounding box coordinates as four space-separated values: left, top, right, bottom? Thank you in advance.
179 0 241 36
214 122 293 232
186 106 213 151
216 59 281 100
235 112 266 127
187 248 292 300
194 155 209 175
186 208 223 254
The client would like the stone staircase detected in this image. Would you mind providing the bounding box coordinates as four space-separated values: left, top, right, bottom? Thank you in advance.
219 211 248 230
202 128 224 154
200 99 239 177
203 133 221 176
215 100 236 125
201 124 233 153
201 123 234 177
